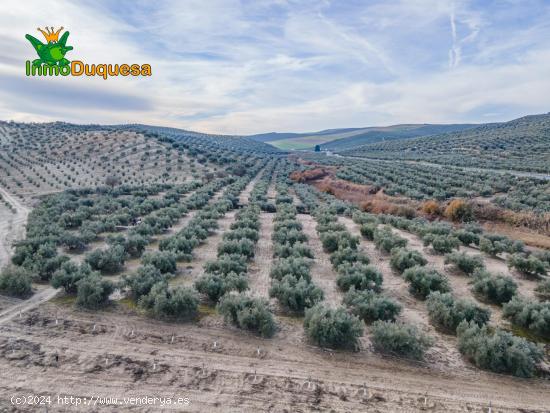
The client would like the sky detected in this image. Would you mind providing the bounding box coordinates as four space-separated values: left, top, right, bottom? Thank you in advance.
1 0 549 135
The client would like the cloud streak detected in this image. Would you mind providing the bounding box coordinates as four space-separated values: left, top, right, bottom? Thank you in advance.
0 0 549 133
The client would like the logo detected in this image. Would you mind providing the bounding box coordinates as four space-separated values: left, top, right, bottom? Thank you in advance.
25 26 151 79
26 26 73 67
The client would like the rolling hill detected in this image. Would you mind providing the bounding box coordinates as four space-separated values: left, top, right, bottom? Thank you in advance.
249 124 476 150
342 113 550 173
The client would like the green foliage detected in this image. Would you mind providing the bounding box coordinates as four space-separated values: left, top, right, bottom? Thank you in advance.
444 251 484 275
52 261 95 294
426 292 490 333
0 265 32 297
471 269 517 305
303 304 364 349
390 248 427 273
274 242 313 259
76 274 114 309
343 287 402 323
123 265 166 300
270 257 311 282
370 321 433 359
535 279 550 300
217 293 276 337
502 296 550 338
139 282 198 321
403 266 451 299
320 231 359 253
457 321 543 377
204 254 248 276
507 253 547 277
373 227 407 253
360 223 377 240
330 247 370 270
85 245 127 274
423 234 460 254
141 251 177 274
269 275 324 313
453 229 480 246
195 272 248 302
336 263 382 292
217 239 256 259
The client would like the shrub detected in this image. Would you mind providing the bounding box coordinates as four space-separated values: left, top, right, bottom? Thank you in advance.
426 292 490 333
360 223 377 240
195 272 248 302
457 321 543 377
270 257 311 282
471 270 517 304
320 231 359 253
453 229 480 246
535 279 550 300
444 199 473 222
269 275 324 313
330 247 370 269
507 254 547 277
217 293 275 337
421 200 440 215
85 245 126 274
336 263 382 292
141 251 177 274
390 248 427 273
373 227 407 253
272 228 306 246
479 237 508 256
343 287 401 323
370 321 433 359
403 266 450 299
0 265 32 297
204 254 248 275
123 265 166 299
123 234 149 257
502 296 550 338
303 304 364 349
217 239 255 259
52 261 95 294
426 235 460 254
224 227 259 242
444 251 484 275
533 250 550 266
274 242 313 259
76 274 114 309
59 232 87 251
139 282 198 321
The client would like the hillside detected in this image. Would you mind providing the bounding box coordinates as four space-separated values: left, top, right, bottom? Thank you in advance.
342 114 550 173
320 124 476 151
251 124 475 150
0 121 277 204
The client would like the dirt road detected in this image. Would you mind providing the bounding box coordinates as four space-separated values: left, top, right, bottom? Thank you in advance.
1 304 549 412
0 186 29 269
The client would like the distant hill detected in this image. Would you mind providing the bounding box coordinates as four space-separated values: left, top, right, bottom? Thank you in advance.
249 124 476 150
320 124 476 151
343 113 550 173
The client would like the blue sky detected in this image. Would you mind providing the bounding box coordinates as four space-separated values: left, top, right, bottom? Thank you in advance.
1 0 549 134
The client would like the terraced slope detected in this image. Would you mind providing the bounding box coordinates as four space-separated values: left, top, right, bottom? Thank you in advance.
343 114 550 173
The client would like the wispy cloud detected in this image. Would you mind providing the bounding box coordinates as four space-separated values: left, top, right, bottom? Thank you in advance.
0 0 549 133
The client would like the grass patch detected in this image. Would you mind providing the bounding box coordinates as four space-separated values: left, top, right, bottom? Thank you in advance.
506 324 550 345
118 297 139 310
51 294 76 306
198 304 217 318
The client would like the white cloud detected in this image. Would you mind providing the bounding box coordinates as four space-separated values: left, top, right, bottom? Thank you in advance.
0 0 549 133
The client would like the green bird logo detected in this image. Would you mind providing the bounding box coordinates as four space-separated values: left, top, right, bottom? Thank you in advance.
25 26 73 67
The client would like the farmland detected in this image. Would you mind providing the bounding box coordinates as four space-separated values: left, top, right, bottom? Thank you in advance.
0 121 549 412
